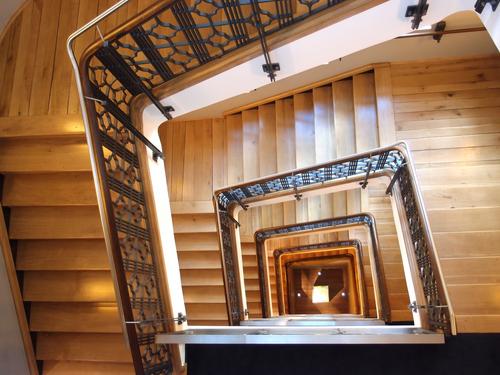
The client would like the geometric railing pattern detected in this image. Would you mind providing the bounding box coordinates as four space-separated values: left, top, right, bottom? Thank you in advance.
272 239 368 316
254 216 385 320
77 1 352 373
214 143 451 334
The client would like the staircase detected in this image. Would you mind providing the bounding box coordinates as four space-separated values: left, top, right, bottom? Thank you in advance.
161 69 413 326
0 0 161 372
1 0 499 372
0 115 134 373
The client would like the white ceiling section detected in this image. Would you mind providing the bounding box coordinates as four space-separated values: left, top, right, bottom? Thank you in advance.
142 0 499 126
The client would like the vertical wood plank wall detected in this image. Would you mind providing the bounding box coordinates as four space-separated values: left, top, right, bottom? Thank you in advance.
0 1 500 372
0 1 158 374
160 70 410 324
160 58 500 332
391 56 500 333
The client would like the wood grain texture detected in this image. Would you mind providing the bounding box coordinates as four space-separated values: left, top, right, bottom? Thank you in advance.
0 114 84 138
9 206 103 239
36 333 132 362
159 69 411 322
16 239 109 270
0 137 91 173
43 361 134 375
30 302 121 333
393 57 500 332
23 271 114 302
2 172 96 206
0 0 159 370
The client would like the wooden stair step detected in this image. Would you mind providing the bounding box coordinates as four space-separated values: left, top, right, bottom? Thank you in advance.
2 172 96 206
16 239 109 270
182 286 226 303
0 114 84 138
30 302 121 333
185 303 228 320
455 314 500 333
174 233 220 251
36 333 131 362
0 137 91 173
172 213 217 233
9 206 103 239
23 271 115 302
178 251 222 269
170 201 214 214
43 360 134 375
180 269 224 286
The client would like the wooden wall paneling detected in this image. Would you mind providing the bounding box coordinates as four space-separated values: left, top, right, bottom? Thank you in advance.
353 72 379 213
212 118 228 191
158 122 173 191
275 98 296 225
389 56 500 77
374 64 396 145
8 0 42 116
98 0 118 35
0 14 22 116
181 118 214 201
312 85 336 223
169 122 186 200
241 109 261 237
199 119 214 200
29 0 63 115
48 0 80 115
258 103 280 228
182 121 197 201
332 79 358 227
226 114 244 185
68 0 100 114
392 57 500 332
293 91 317 231
312 85 338 243
391 68 500 96
353 72 379 152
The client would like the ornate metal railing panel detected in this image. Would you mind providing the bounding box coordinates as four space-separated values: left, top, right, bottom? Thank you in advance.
77 0 357 372
254 215 386 320
213 143 452 333
272 239 368 316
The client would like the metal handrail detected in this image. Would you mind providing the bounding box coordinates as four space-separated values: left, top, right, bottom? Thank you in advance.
213 142 455 334
254 216 385 320
68 1 357 372
272 240 368 317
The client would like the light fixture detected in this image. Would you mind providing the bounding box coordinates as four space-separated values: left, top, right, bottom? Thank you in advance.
341 292 347 297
